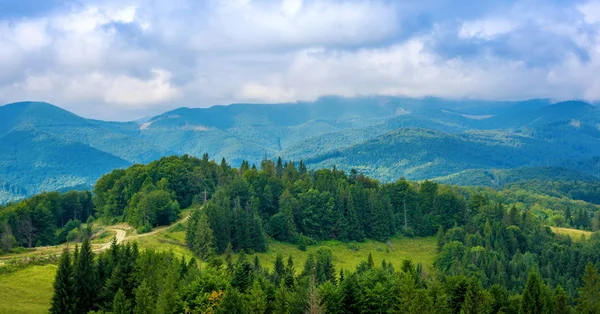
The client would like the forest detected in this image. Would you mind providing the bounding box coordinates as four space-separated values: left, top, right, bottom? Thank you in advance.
2 154 600 312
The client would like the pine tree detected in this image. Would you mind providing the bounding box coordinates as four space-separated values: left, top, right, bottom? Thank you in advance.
554 285 569 314
273 282 290 314
50 248 76 314
576 263 600 314
232 252 254 293
113 288 130 314
224 243 235 273
340 274 360 314
283 256 295 289
133 281 155 314
273 254 285 284
522 270 547 314
193 211 216 261
367 253 374 270
248 198 268 252
344 193 364 242
248 281 268 314
73 236 99 314
409 289 433 314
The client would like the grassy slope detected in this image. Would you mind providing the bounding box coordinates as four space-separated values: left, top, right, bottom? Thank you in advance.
0 264 57 314
131 226 438 272
0 213 437 313
551 227 594 241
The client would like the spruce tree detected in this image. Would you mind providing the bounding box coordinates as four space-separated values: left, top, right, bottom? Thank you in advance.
50 248 76 314
133 281 155 314
73 236 99 314
576 263 600 314
232 252 254 293
273 254 285 284
247 281 268 314
273 282 290 314
521 270 547 314
113 289 130 314
193 211 216 261
554 285 569 314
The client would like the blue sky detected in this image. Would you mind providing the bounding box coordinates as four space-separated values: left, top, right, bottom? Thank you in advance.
0 0 599 120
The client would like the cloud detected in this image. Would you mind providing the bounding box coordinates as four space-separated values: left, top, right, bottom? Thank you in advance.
0 0 599 120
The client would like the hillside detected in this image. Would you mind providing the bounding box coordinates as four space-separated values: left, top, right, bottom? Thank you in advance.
2 97 600 202
432 166 598 187
0 128 130 196
3 154 600 314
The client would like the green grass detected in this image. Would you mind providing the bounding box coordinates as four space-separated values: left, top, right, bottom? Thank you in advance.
132 224 438 275
249 237 438 275
0 222 437 314
551 227 594 241
0 264 57 314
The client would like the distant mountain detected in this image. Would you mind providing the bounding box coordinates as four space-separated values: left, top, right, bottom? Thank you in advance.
1 97 599 203
0 128 130 198
432 166 597 187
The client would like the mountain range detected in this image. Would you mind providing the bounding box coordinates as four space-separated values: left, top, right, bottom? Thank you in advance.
1 97 600 203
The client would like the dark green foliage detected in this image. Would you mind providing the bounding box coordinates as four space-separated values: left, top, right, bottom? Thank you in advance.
186 208 216 261
554 285 569 314
50 248 76 314
113 289 130 314
576 263 600 314
73 237 99 313
0 191 94 247
133 281 155 314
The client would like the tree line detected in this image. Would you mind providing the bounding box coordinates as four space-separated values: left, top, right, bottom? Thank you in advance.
51 236 600 313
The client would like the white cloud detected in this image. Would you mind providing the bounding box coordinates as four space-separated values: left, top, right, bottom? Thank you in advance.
578 1 600 24
459 18 517 40
104 69 181 106
0 0 599 120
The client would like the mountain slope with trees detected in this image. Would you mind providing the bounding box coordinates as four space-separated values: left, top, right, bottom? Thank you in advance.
2 97 600 203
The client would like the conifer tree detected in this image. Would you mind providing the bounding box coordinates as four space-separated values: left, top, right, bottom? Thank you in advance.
554 285 569 314
113 289 130 314
273 254 285 284
248 281 268 314
50 248 75 314
232 252 254 293
367 253 374 270
576 263 600 314
133 281 155 314
521 270 547 314
74 236 99 314
193 211 216 261
284 256 295 289
273 282 290 314
344 193 364 242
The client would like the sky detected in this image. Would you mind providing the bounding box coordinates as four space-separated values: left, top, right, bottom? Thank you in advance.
0 0 600 120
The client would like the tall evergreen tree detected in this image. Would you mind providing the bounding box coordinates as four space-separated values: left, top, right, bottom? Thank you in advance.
133 281 155 314
576 263 600 314
113 288 130 314
50 248 75 314
73 237 99 314
248 281 268 314
521 270 547 314
192 210 216 261
554 285 569 314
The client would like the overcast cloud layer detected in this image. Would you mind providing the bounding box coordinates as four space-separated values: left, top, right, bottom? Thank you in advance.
1 0 600 120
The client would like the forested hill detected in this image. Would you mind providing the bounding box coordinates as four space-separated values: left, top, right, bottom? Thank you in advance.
2 97 600 203
5 155 599 313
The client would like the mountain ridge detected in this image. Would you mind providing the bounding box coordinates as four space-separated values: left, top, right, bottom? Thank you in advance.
1 97 600 203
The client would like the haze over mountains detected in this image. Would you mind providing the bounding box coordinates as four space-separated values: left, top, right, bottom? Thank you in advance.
1 97 600 203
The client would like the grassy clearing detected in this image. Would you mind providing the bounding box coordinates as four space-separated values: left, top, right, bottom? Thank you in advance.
249 237 438 274
551 227 594 241
0 264 57 314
